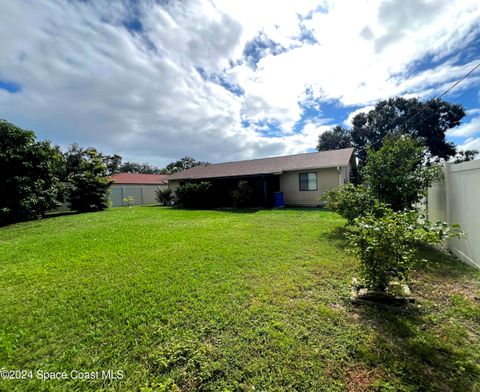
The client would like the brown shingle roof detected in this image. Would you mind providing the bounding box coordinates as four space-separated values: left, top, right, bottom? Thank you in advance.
110 173 169 185
168 148 354 180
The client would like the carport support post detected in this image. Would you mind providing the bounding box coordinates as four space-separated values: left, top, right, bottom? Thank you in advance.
263 175 267 205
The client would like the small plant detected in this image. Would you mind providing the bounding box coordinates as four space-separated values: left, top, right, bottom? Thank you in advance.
123 196 135 207
348 207 462 292
321 183 378 225
155 188 173 206
230 181 254 207
175 181 212 208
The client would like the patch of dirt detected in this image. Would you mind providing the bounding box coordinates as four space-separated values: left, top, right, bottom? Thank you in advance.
343 364 383 392
413 274 480 303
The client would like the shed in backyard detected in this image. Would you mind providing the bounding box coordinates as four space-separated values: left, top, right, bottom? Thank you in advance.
109 173 169 206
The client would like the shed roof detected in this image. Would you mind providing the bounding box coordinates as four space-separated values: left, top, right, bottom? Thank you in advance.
110 173 169 185
169 148 354 181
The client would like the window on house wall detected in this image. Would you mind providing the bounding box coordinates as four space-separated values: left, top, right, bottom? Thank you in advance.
299 172 317 191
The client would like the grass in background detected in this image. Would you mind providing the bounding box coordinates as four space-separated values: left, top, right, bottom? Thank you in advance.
0 207 479 391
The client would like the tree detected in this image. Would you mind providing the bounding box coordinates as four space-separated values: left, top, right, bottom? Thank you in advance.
120 161 166 174
316 125 352 151
64 144 122 176
104 154 122 175
453 149 478 164
351 97 464 167
0 120 65 224
68 148 113 212
362 135 442 211
165 157 209 174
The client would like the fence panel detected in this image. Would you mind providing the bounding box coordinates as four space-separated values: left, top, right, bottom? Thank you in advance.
427 160 480 268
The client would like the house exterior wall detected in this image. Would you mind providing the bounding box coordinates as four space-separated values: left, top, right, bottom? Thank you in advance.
279 167 341 206
168 180 181 192
110 184 168 207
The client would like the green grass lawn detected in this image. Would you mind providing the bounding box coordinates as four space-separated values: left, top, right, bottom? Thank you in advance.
0 207 479 391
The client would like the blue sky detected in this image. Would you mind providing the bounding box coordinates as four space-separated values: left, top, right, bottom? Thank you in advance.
0 0 479 165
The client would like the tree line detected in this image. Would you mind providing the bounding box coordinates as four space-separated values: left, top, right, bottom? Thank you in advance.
0 119 208 225
316 97 478 172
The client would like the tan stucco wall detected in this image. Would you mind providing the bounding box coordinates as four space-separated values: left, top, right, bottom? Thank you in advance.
168 180 181 192
280 167 341 206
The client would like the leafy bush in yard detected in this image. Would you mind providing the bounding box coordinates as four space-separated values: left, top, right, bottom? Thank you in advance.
321 183 378 225
362 134 443 211
123 196 135 207
230 181 254 207
156 188 173 206
0 119 65 224
174 182 212 208
68 148 113 212
348 207 462 292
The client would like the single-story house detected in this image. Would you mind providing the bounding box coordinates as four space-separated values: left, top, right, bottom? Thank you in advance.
168 148 355 207
109 173 169 206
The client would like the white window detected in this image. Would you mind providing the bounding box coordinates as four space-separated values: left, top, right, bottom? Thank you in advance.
299 172 317 191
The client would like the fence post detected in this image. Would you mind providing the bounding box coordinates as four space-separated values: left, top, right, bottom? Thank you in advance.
444 163 451 224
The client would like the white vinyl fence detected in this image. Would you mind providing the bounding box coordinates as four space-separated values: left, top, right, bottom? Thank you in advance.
427 159 480 268
110 185 166 207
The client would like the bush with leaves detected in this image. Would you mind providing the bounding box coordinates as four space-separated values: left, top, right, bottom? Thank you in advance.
230 181 254 207
363 135 443 211
321 183 378 225
68 148 113 212
174 182 212 208
0 120 65 224
155 188 173 206
348 206 462 292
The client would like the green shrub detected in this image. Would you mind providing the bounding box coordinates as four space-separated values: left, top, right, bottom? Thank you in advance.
175 182 212 208
321 183 378 224
68 148 113 212
155 188 173 206
362 135 443 211
123 196 135 207
230 181 254 207
0 120 65 224
348 208 462 292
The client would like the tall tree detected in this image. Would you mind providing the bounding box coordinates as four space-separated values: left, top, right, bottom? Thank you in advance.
64 144 122 176
0 120 65 224
120 161 166 174
351 97 464 167
165 156 209 174
316 125 352 151
68 148 113 212
104 154 122 175
453 149 478 164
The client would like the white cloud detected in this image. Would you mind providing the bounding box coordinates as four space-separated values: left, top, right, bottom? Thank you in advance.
447 116 480 137
457 137 480 152
343 106 376 127
0 0 479 165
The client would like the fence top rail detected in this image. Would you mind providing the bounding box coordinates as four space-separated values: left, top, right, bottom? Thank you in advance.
448 159 480 173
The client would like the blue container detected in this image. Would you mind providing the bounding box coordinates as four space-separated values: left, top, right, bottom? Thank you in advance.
274 191 284 208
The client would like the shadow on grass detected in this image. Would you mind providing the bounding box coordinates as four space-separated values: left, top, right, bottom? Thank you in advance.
414 243 478 279
322 224 480 389
43 210 78 220
354 299 480 391
142 205 264 214
319 226 356 249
